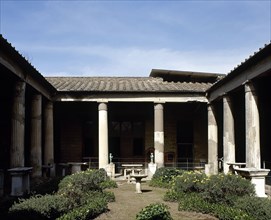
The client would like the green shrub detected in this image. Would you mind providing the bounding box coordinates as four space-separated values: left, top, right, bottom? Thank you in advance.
58 169 106 194
57 168 116 207
79 190 115 205
234 196 271 220
149 167 183 188
8 194 70 220
136 203 173 220
163 189 180 202
31 176 63 195
201 173 255 205
57 197 108 220
172 171 207 193
178 193 253 220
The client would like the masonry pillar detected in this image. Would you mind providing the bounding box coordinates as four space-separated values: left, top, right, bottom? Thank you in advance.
223 95 235 173
10 81 26 168
44 101 55 176
245 82 261 169
154 103 164 168
30 94 42 176
98 102 108 169
206 104 218 175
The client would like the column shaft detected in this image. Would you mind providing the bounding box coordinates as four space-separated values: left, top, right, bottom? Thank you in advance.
223 96 235 173
98 103 108 169
30 94 42 176
207 104 218 174
10 81 26 168
44 101 55 175
245 82 261 168
154 103 164 168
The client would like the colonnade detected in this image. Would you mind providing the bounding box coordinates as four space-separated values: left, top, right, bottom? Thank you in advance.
10 81 55 176
207 81 261 174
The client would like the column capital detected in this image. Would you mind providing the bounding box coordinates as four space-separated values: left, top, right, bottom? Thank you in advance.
98 102 107 111
154 103 163 110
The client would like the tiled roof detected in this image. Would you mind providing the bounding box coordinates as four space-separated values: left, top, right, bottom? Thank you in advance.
45 77 212 93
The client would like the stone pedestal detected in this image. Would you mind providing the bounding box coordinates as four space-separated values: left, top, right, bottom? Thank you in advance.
130 174 148 193
148 162 157 179
106 163 115 179
235 168 270 197
68 162 87 174
8 167 32 196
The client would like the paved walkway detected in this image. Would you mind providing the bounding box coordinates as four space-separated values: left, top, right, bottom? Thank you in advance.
96 181 217 220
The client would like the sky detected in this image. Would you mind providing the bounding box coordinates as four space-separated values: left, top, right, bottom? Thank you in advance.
0 0 270 77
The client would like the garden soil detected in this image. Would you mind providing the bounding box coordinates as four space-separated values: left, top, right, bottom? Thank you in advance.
95 181 218 220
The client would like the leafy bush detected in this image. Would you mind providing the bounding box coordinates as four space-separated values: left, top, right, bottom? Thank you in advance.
9 194 70 220
31 176 63 195
136 203 173 220
172 171 207 193
149 167 184 188
58 169 106 194
178 193 253 220
234 196 271 220
8 168 116 220
57 168 116 206
57 197 108 220
200 173 255 205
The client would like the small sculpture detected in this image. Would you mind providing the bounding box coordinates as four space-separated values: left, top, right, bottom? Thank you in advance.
150 153 154 163
109 153 113 164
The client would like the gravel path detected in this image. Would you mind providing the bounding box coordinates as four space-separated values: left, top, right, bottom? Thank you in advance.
95 181 217 220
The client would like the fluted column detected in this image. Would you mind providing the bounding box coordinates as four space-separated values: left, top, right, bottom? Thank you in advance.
206 104 218 175
223 95 235 173
245 82 261 168
10 81 26 168
154 103 164 168
98 103 108 169
44 101 55 175
30 94 42 176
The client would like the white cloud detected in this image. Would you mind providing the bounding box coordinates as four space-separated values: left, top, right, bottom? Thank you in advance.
25 44 257 77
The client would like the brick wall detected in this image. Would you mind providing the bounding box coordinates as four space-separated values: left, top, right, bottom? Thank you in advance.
60 119 83 162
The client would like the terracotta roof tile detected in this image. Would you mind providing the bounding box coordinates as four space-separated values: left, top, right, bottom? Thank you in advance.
45 77 212 93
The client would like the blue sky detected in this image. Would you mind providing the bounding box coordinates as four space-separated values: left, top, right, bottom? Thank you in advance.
0 0 270 76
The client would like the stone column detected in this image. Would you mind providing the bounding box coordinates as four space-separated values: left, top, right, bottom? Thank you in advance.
245 82 261 169
30 94 42 176
154 103 164 168
44 101 55 176
98 102 108 169
206 104 218 175
223 95 235 173
10 81 26 168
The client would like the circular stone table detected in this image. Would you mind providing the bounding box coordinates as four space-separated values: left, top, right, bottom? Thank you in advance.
130 174 148 193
